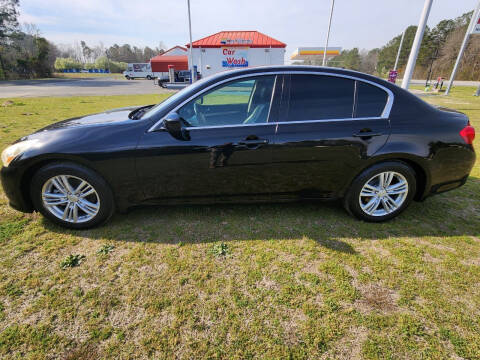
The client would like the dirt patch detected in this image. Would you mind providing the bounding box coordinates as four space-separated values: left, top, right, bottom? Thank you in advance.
423 252 442 263
281 308 308 346
321 326 368 360
416 239 457 253
354 282 399 314
255 276 280 291
461 258 480 266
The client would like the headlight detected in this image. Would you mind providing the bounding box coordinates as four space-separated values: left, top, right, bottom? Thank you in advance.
1 140 40 167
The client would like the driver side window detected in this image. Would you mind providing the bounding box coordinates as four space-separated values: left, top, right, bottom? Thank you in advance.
178 75 276 127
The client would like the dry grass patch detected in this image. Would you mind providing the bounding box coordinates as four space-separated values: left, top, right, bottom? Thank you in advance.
355 282 400 314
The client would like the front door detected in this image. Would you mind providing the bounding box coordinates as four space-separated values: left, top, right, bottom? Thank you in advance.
270 73 391 199
136 74 281 203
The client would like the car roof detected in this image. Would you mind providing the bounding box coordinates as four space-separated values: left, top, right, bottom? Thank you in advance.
207 65 396 91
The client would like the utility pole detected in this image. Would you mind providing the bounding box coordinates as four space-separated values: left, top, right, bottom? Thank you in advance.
323 0 335 66
187 0 195 83
393 30 405 71
401 0 433 89
445 0 480 95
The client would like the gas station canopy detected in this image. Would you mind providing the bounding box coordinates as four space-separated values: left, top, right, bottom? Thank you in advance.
291 47 342 60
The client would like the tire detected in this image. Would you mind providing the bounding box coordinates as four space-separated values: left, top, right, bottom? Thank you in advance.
343 161 416 222
125 75 130 80
30 162 115 229
146 75 152 80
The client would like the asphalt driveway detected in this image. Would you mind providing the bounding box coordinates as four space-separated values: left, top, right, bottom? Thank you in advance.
0 77 174 98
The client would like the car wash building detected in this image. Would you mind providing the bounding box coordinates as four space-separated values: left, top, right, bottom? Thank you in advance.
187 31 286 78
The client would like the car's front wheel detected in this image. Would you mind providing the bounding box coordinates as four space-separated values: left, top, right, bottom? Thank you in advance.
344 161 416 222
31 162 114 229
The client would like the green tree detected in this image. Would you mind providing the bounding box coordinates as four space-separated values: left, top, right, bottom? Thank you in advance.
0 0 20 79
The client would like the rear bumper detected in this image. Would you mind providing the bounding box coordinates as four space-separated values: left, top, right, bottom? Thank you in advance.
428 175 469 196
0 166 33 213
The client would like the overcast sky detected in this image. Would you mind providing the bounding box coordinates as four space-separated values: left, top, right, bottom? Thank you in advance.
19 0 478 59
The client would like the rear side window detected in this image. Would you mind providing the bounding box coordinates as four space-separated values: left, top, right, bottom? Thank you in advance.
355 82 388 117
287 75 355 121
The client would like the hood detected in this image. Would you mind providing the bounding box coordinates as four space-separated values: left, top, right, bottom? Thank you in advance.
33 106 146 133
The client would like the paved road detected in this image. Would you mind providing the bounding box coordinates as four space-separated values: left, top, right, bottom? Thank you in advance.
0 77 174 98
1 77 478 99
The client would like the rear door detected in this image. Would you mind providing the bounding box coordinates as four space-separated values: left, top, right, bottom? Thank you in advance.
270 73 392 199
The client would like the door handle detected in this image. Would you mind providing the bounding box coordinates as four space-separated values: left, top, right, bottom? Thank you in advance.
352 132 383 138
238 139 269 145
237 138 269 149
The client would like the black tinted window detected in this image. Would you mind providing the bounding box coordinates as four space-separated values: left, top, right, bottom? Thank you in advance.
287 75 355 121
356 82 388 117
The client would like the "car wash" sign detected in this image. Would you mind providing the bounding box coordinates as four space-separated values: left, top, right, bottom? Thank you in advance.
221 47 249 68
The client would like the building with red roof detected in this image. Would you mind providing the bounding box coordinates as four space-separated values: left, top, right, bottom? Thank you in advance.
186 31 286 77
150 55 188 73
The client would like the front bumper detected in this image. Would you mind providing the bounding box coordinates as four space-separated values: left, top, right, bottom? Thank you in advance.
0 165 33 213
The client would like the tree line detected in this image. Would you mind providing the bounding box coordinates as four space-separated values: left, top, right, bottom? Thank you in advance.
2 0 479 81
0 0 166 79
298 11 480 81
0 0 56 79
54 42 166 72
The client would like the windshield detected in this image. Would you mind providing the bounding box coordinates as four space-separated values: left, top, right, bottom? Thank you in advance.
142 77 211 120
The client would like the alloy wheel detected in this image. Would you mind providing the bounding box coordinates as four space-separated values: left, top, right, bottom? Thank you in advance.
358 171 408 217
41 175 100 223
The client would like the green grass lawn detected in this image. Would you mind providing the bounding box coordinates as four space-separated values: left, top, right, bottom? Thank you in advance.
0 88 479 359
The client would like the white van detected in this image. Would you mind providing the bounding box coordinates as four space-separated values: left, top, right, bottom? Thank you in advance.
123 63 155 80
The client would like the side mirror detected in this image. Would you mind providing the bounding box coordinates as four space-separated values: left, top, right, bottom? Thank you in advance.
163 112 190 141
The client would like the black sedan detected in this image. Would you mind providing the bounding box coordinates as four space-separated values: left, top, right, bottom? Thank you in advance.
1 66 476 229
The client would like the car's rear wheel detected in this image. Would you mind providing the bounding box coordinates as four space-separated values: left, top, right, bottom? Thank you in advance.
344 161 416 222
146 75 152 80
31 162 114 229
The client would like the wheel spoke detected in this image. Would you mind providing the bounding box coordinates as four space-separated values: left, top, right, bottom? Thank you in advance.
386 181 407 196
59 175 74 193
361 188 377 197
77 199 99 216
378 173 385 188
43 192 68 206
381 196 396 213
361 183 379 197
62 202 71 220
363 197 381 214
384 172 394 188
74 180 87 194
72 203 78 223
51 177 67 194
79 186 95 198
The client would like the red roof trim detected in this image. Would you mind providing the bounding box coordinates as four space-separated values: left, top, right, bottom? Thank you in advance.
163 45 187 55
186 31 286 48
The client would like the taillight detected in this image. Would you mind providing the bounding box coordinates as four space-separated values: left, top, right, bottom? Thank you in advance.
460 124 475 144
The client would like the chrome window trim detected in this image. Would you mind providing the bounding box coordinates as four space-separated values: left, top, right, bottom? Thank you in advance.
148 71 394 132
183 117 386 131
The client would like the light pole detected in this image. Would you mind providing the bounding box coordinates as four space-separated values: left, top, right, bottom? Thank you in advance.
187 0 195 83
445 0 480 95
401 0 433 89
323 0 335 66
393 30 405 71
